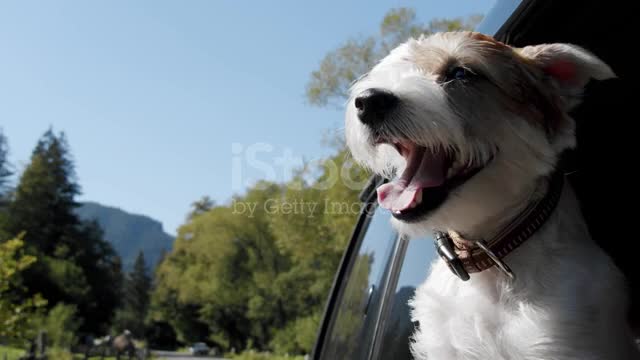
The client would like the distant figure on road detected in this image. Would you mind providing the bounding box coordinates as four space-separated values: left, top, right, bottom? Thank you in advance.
112 329 136 360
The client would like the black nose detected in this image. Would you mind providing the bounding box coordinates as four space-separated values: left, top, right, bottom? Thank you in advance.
354 88 398 125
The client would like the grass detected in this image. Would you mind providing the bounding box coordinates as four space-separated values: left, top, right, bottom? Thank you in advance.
0 345 133 360
0 345 25 360
229 350 306 360
72 354 117 360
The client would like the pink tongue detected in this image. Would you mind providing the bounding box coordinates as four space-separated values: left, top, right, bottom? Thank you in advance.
377 145 446 212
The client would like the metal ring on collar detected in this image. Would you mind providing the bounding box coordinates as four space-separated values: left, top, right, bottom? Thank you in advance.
474 239 515 280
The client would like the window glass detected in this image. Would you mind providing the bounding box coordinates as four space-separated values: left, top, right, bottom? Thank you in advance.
377 237 437 360
319 207 398 360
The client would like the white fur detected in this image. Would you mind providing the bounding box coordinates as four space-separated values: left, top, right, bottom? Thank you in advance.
344 32 637 359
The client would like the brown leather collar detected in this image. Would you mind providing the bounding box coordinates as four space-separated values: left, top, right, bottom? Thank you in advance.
434 171 565 281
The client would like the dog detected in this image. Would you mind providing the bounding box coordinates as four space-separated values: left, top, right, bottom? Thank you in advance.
344 31 638 359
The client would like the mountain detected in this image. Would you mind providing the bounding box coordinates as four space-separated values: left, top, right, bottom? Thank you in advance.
76 201 174 271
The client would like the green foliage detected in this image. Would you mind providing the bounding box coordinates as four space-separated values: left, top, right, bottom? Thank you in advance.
0 345 25 360
1 129 123 334
145 320 179 350
33 303 82 349
43 255 90 299
151 149 367 354
187 196 216 220
269 314 320 355
305 8 483 107
152 185 286 350
112 251 151 337
47 347 74 360
0 345 121 360
0 129 13 241
0 128 12 197
0 236 36 290
0 234 47 341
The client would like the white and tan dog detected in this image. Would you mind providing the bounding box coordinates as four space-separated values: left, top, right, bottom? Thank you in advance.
345 31 638 360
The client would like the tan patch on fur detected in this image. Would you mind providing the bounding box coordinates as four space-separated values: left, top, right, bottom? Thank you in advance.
410 32 566 137
410 44 452 76
469 32 510 49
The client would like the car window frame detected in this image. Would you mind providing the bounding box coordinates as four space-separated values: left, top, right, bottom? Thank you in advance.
368 236 410 360
313 175 415 359
310 172 416 360
310 177 381 359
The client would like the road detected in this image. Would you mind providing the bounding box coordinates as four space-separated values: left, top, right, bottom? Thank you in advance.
152 350 228 360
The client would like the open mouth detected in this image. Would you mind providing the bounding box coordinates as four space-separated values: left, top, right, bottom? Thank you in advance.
376 139 485 222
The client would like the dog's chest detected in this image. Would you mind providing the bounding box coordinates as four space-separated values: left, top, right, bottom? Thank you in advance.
409 261 554 360
408 240 635 360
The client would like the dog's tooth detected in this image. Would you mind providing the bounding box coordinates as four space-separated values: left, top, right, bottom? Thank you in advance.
416 188 423 204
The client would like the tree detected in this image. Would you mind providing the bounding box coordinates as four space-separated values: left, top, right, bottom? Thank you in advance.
113 251 152 337
305 8 482 107
187 196 215 220
76 219 124 333
0 128 12 198
150 151 369 354
151 183 288 350
0 234 47 341
130 251 151 320
0 129 14 240
7 129 80 253
3 129 122 334
35 303 82 349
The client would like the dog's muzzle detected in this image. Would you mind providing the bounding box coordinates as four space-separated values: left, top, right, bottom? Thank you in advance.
354 88 398 127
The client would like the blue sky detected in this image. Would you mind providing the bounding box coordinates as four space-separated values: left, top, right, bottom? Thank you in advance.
0 0 495 235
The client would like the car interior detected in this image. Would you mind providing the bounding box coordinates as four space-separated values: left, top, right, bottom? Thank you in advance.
499 0 638 334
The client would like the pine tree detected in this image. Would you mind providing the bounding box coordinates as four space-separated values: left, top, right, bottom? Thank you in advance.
7 129 79 252
0 129 13 239
5 129 122 333
129 251 151 321
187 195 215 220
0 129 12 198
113 250 151 337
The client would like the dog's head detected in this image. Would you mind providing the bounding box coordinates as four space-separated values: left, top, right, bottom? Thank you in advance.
345 31 614 237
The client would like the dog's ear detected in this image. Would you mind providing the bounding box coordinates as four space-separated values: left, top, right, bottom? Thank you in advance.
518 43 616 90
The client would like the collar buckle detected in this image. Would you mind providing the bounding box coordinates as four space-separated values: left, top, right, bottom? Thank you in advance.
434 231 470 281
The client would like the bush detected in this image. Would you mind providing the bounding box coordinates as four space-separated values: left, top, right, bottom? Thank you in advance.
270 314 319 355
34 303 82 349
0 235 47 341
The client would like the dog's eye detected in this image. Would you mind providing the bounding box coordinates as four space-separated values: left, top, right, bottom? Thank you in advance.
444 66 474 82
452 67 467 80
